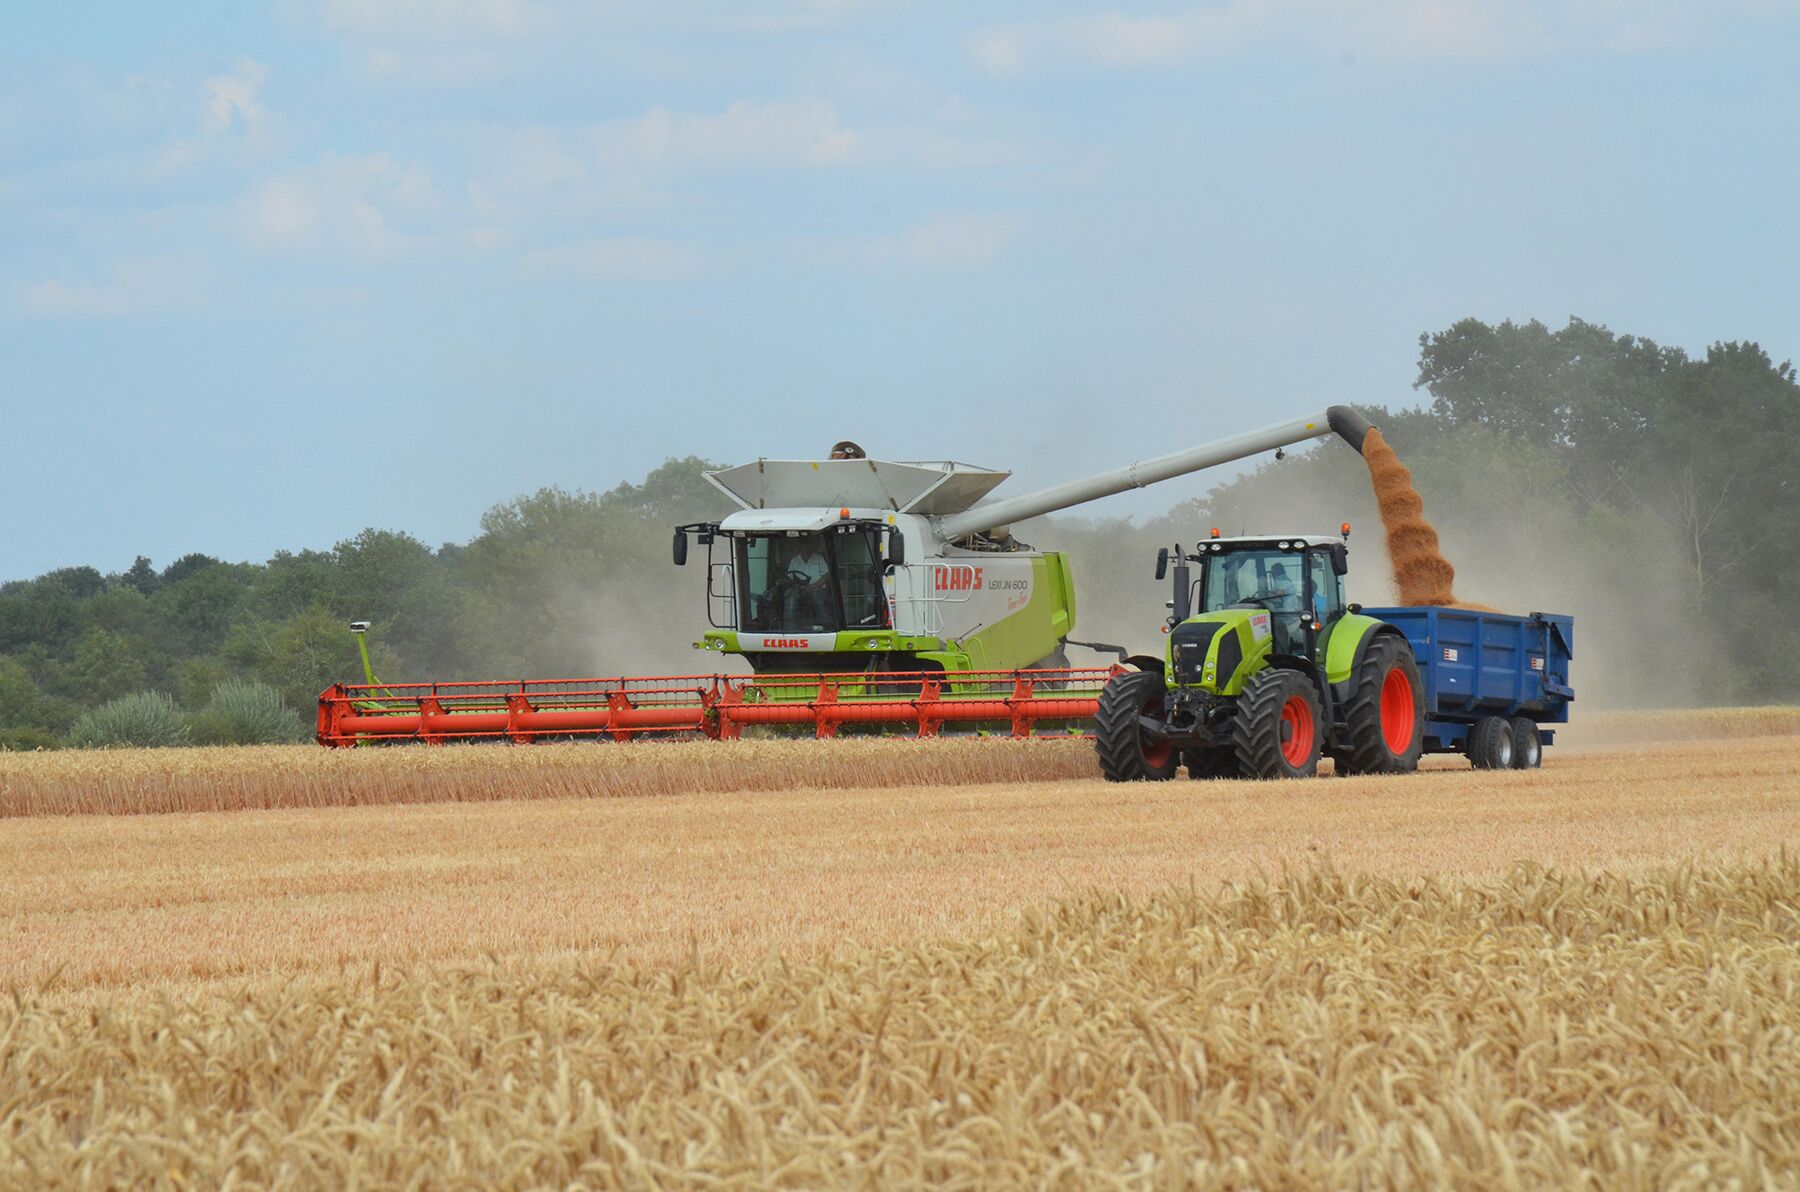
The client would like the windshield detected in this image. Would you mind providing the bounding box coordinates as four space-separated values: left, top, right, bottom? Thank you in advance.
1199 548 1341 656
737 529 887 634
1201 550 1305 614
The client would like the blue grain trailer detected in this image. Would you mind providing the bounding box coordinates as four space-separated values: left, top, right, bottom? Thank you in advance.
1359 606 1574 768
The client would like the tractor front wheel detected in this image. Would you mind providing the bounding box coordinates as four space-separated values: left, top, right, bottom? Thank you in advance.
1338 634 1425 775
1095 670 1179 782
1232 669 1323 779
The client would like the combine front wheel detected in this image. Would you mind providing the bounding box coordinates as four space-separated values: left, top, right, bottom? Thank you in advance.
1338 634 1425 775
1232 670 1323 779
1095 671 1178 782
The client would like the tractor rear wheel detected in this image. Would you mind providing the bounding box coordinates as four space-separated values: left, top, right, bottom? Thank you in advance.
1232 669 1323 779
1095 670 1179 782
1467 716 1515 769
1338 634 1425 775
1184 747 1238 779
1508 716 1542 769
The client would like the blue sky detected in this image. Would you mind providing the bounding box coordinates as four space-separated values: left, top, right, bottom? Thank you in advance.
5 1 1798 581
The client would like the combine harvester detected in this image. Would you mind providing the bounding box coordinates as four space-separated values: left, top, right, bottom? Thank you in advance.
318 407 1381 746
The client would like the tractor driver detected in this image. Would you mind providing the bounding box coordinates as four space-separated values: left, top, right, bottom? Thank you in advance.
784 538 833 629
1257 562 1306 653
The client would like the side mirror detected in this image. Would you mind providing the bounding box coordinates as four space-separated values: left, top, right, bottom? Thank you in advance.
1330 544 1348 576
886 529 906 568
672 531 688 567
1155 547 1169 580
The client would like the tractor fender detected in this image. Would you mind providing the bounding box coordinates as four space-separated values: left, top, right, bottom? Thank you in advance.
1124 653 1165 677
1322 615 1407 703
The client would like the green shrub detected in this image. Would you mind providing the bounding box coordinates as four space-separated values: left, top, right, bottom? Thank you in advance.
189 680 306 746
0 727 63 751
68 692 190 749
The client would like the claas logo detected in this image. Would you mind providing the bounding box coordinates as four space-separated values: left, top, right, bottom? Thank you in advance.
933 566 985 591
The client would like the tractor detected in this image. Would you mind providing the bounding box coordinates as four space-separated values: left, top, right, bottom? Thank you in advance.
1096 529 1427 781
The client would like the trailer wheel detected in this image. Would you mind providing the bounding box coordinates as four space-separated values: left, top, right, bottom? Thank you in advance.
1467 716 1515 770
1184 747 1238 780
1509 717 1542 769
1095 671 1179 782
1337 634 1424 775
1232 669 1322 779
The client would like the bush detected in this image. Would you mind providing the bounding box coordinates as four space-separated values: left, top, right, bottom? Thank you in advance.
68 692 190 749
189 680 306 746
0 727 62 751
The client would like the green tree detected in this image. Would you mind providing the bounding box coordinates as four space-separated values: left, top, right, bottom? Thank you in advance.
63 629 149 704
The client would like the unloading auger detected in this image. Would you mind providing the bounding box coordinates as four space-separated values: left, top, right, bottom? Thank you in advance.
315 407 1375 745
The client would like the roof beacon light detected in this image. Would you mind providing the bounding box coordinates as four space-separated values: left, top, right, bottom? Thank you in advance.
1341 522 1352 539
1210 527 1221 539
839 507 850 520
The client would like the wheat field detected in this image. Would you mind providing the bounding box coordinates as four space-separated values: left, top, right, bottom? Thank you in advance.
0 736 1101 818
4 859 1796 1187
4 704 1795 819
5 730 1799 1186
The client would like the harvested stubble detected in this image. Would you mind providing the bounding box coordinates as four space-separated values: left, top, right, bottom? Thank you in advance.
0 736 1096 818
7 737 1798 998
4 859 1797 1188
1561 705 1800 746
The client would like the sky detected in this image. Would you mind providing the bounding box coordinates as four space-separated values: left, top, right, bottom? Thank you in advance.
4 1 1799 582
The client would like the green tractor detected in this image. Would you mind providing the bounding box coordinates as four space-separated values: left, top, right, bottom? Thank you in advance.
1096 531 1426 781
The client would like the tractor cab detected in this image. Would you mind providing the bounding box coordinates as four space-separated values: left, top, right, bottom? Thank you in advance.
1160 531 1350 673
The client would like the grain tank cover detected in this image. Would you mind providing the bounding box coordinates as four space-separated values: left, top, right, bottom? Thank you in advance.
705 458 1011 514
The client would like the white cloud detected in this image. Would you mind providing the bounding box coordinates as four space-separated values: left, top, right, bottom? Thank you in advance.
967 0 1767 74
201 57 271 138
463 99 859 225
154 57 283 173
602 99 859 171
14 257 209 317
234 152 441 260
356 45 507 84
807 214 1015 272
310 0 535 40
520 237 705 280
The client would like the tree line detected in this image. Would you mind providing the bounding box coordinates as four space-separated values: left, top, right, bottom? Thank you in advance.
3 317 1795 747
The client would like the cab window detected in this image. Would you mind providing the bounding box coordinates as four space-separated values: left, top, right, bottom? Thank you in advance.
833 530 886 629
1200 550 1302 614
740 533 837 633
736 529 887 633
1308 552 1344 622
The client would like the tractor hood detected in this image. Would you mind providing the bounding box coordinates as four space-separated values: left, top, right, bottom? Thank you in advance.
1166 609 1274 696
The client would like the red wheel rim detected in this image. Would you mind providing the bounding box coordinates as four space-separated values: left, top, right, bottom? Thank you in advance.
1380 666 1415 754
1279 693 1315 767
1140 688 1172 769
